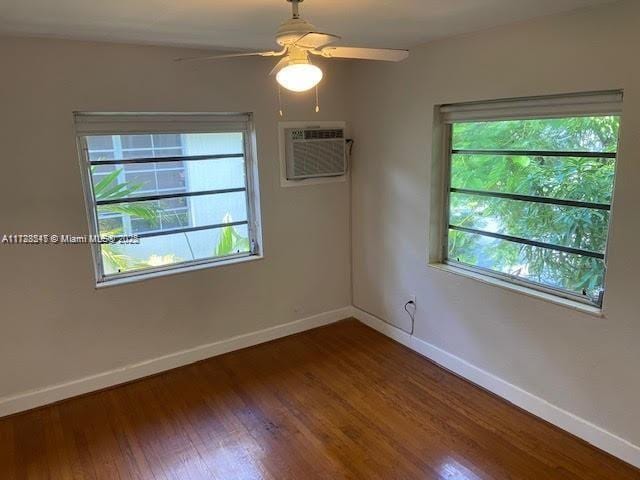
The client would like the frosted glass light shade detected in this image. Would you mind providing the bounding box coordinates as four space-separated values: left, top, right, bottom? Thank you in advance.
276 63 323 92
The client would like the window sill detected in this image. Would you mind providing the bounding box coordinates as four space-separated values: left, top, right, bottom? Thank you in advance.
95 253 263 289
428 263 604 318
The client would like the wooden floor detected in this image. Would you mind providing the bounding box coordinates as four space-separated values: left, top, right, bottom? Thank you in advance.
0 320 638 479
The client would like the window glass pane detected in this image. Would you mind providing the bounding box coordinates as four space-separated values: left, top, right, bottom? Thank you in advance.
157 161 185 169
100 225 250 275
152 134 182 148
87 136 114 151
451 154 615 204
156 209 190 230
184 157 246 190
123 149 153 159
90 158 244 200
121 134 152 149
181 132 244 155
87 151 115 162
129 207 189 234
449 192 610 253
452 116 620 152
447 114 619 304
448 229 605 301
96 191 247 235
157 170 187 190
123 163 155 172
124 171 157 192
152 148 183 157
89 133 242 161
98 216 124 234
92 164 116 174
161 197 188 209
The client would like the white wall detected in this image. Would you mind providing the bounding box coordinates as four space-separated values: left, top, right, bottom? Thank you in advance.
0 37 351 400
350 0 640 448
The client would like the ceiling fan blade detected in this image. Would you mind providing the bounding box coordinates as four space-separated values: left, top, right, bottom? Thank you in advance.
319 47 409 62
174 50 285 63
294 32 341 49
269 56 290 76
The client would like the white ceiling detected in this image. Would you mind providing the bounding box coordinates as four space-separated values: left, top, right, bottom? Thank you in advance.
0 0 616 51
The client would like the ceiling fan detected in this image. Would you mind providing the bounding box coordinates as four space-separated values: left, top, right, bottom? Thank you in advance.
176 0 409 94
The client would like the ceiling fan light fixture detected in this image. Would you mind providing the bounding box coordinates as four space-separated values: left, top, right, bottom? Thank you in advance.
276 61 323 92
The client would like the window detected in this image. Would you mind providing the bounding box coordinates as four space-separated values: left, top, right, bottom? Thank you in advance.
76 113 261 285
440 92 622 307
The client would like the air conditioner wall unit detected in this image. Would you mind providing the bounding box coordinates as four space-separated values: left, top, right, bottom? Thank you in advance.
279 121 347 186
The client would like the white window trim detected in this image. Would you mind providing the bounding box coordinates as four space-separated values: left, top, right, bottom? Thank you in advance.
428 91 623 313
428 262 604 317
75 112 263 287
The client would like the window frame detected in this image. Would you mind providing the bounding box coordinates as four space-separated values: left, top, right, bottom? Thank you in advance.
75 112 263 287
436 92 623 309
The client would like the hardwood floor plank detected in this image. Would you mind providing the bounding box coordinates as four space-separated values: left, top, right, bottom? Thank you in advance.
112 379 214 480
218 341 403 479
155 366 269 480
0 319 637 479
42 408 75 480
0 413 17 479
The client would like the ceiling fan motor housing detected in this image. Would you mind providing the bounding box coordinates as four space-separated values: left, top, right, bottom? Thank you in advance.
276 17 316 46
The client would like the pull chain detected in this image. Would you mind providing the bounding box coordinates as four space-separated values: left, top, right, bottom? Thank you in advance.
277 83 320 116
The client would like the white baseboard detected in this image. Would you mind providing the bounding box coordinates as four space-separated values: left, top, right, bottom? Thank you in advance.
352 307 640 469
0 306 353 418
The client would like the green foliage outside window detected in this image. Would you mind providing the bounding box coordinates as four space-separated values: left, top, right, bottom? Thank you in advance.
448 116 619 302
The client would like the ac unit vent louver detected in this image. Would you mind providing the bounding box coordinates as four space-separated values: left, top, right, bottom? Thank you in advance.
284 127 346 180
303 129 344 140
